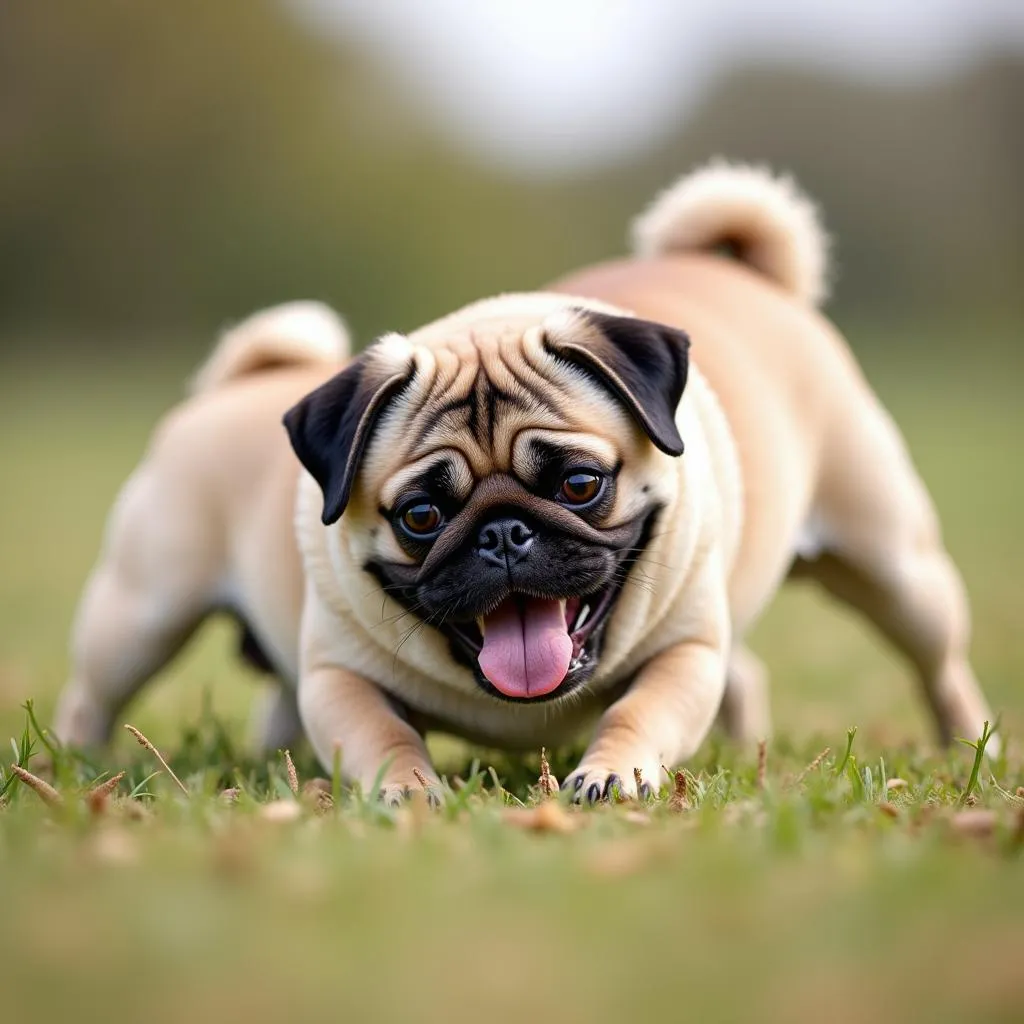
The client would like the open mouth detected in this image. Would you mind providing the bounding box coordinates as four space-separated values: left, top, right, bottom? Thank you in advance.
445 580 622 701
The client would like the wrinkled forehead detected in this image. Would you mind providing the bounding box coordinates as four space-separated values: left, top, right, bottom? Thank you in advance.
361 320 636 501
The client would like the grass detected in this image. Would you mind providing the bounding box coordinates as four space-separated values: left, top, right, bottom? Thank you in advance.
1 331 1023 1023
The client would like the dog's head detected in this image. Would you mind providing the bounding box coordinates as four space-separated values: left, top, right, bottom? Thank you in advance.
284 303 689 702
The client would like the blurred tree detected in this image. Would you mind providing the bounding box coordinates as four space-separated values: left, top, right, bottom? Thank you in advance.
0 2 1020 356
646 55 1024 325
0 0 614 348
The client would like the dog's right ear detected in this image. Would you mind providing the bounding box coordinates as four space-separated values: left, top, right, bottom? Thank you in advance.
284 341 413 525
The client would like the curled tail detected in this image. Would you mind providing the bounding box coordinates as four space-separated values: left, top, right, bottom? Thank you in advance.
190 301 351 394
631 161 830 307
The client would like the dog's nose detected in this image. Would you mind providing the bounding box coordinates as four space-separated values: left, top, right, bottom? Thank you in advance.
477 518 535 568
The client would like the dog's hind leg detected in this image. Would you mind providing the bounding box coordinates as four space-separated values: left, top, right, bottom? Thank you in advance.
800 395 995 749
718 644 772 742
250 685 303 755
54 462 222 748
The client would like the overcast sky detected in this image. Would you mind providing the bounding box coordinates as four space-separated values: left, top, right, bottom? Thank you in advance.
291 0 1024 175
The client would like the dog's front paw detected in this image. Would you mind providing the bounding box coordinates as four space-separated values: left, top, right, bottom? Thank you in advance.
375 773 443 808
561 763 659 804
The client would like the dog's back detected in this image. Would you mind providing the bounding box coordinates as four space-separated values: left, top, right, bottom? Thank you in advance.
554 165 991 749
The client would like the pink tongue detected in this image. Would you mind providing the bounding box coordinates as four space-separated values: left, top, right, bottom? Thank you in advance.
478 597 573 699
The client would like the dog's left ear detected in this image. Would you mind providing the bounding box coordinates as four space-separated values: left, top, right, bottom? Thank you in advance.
544 308 689 456
283 343 413 525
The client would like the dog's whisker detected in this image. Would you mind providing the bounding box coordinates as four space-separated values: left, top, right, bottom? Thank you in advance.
628 571 661 590
613 565 658 588
361 581 415 601
392 616 435 674
618 580 656 597
617 548 677 570
370 606 423 631
615 578 657 594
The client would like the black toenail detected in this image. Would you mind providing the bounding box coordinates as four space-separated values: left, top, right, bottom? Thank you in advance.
639 782 653 800
604 774 623 800
561 775 584 794
586 782 602 804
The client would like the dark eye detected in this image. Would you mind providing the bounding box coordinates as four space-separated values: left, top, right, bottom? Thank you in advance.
399 502 444 539
558 471 603 506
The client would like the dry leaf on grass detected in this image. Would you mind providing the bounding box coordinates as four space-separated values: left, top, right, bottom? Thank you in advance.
90 827 139 865
947 809 998 839
885 778 909 791
503 800 577 834
663 765 689 812
259 800 302 824
756 739 768 791
301 778 334 814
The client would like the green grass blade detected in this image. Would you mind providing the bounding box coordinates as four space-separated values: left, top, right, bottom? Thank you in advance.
22 699 59 759
958 719 994 806
834 727 858 777
331 745 342 809
129 771 163 799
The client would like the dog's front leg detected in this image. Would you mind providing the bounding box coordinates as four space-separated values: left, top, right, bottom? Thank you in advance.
297 589 441 803
564 637 727 804
299 664 440 805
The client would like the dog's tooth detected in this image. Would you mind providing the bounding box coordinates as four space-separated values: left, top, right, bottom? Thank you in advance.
575 603 591 630
476 616 486 636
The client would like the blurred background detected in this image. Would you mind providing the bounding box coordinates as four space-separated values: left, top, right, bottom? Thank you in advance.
0 0 1022 748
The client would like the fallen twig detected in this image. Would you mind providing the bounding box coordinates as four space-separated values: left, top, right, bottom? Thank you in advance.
537 748 558 798
87 771 126 801
10 764 63 807
795 747 831 784
85 771 126 814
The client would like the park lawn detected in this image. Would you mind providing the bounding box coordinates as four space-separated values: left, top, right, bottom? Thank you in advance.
0 329 1022 1023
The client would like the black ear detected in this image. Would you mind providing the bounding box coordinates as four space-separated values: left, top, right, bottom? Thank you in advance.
545 309 689 456
283 357 412 525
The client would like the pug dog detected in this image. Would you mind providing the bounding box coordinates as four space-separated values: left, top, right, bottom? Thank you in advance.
55 163 995 801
